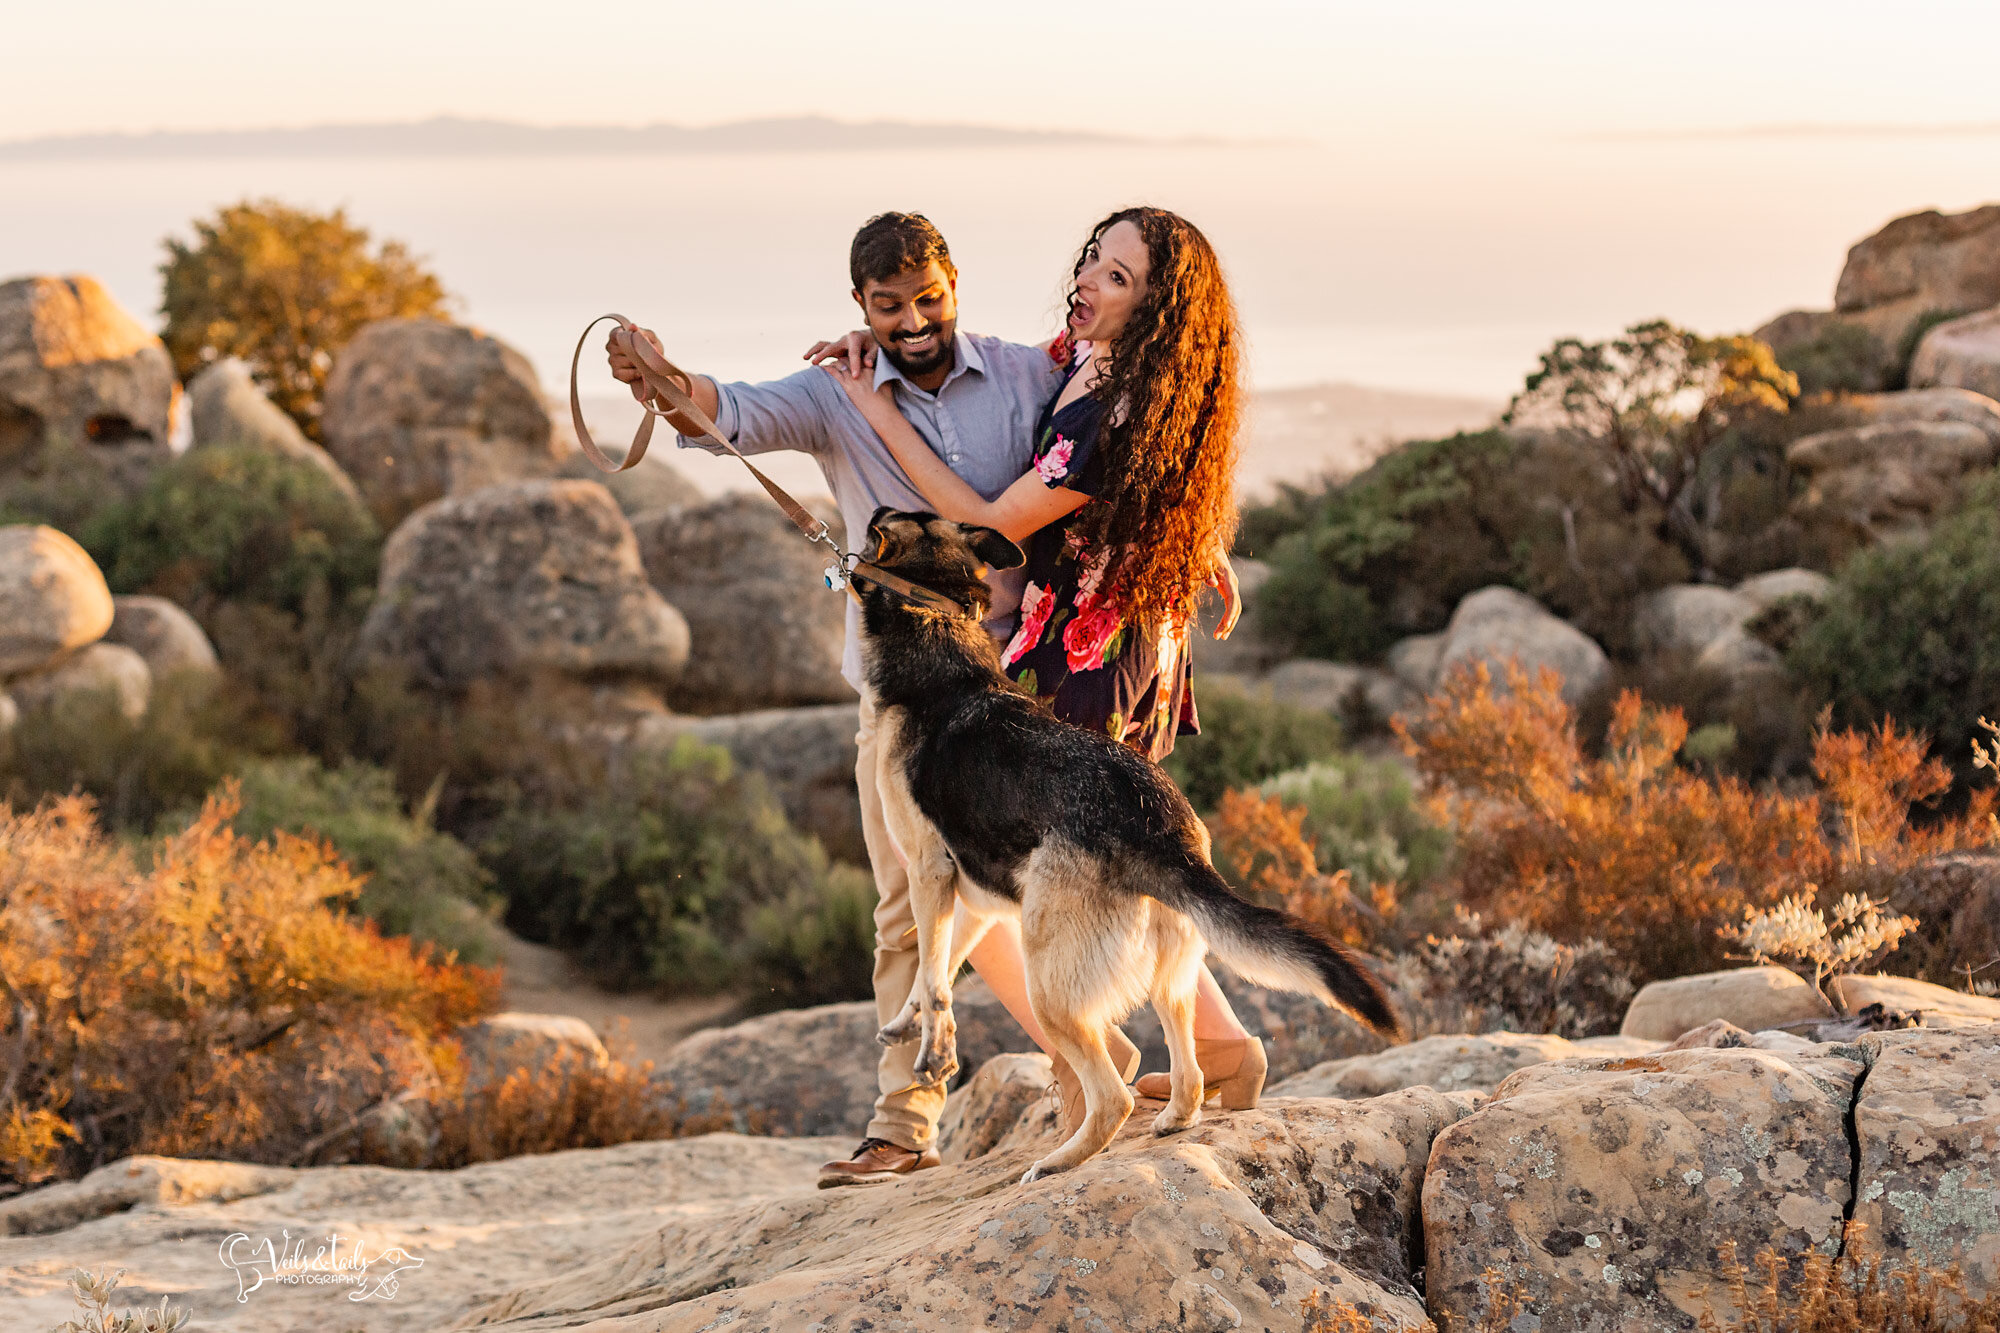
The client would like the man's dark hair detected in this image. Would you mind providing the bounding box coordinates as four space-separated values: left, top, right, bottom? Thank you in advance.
849 212 954 293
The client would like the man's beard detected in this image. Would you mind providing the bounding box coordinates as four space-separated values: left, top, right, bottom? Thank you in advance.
881 323 954 378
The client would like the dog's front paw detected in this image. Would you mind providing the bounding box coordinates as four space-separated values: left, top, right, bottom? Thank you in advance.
1152 1104 1201 1136
876 1006 919 1047
1020 1157 1067 1185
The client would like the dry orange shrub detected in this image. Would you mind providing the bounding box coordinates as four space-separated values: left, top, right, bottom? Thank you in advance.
0 788 498 1186
1394 660 1996 981
1205 788 1392 949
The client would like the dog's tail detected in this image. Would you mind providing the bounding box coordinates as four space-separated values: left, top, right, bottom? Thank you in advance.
1157 860 1405 1040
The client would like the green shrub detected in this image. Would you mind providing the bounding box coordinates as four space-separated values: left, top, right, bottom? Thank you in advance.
1242 430 1525 661
82 445 379 616
224 757 502 965
0 670 267 835
741 867 878 1011
78 445 382 754
1772 319 1894 396
1787 474 2000 780
1164 684 1347 812
1259 756 1451 895
483 736 873 1000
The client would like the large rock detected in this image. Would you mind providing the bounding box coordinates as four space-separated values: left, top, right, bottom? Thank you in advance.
7 641 151 720
0 524 113 676
1430 585 1611 710
1632 584 1757 661
1835 385 2000 447
551 437 704 518
630 494 852 713
650 977 1036 1138
356 480 689 702
1621 966 1835 1041
1786 417 1999 537
935 1052 1054 1164
1834 206 2000 344
1272 1031 1603 1100
1887 852 2000 987
1829 973 2000 1026
1424 1045 1864 1331
461 1089 1466 1332
104 594 218 678
456 1012 609 1093
634 702 864 862
0 275 177 491
0 692 14 738
0 1136 843 1331
1909 307 2000 402
1385 631 1445 696
321 319 564 529
187 357 362 502
1733 567 1832 610
1847 1025 2000 1292
1257 658 1411 723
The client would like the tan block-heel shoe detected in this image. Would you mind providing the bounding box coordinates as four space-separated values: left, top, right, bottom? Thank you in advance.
1051 1026 1143 1142
1132 1036 1267 1111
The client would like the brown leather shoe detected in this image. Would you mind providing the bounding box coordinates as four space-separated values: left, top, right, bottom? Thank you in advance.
817 1137 941 1189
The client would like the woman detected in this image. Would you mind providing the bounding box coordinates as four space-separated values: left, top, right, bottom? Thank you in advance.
821 206 1268 1116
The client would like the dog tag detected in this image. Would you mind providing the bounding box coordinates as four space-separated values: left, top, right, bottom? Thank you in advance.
823 560 849 592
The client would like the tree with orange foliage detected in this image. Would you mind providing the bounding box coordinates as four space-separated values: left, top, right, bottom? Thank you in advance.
1395 660 1995 982
1204 788 1387 950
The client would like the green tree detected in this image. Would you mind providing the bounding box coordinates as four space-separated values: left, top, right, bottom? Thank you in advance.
159 199 451 438
1504 320 1797 578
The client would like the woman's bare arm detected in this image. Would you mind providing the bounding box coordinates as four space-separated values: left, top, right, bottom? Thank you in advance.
825 367 1086 543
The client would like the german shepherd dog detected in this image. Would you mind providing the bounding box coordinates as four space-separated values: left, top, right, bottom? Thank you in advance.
855 508 1404 1183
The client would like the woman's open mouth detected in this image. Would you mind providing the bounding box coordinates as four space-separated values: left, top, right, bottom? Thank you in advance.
1068 298 1094 329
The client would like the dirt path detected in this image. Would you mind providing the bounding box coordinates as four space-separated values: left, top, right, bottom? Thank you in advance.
492 928 739 1068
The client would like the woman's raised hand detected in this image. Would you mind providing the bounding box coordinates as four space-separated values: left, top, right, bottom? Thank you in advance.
803 328 878 380
1207 555 1242 640
820 359 897 422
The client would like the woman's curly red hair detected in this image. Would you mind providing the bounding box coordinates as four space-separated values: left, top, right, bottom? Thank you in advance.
1067 206 1243 628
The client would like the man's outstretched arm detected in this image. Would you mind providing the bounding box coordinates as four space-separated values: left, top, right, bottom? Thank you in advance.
606 324 824 458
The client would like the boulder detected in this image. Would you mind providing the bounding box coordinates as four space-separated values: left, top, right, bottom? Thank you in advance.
355 479 689 702
1733 567 1832 610
1193 553 1283 676
1835 385 2000 448
649 977 1035 1138
630 494 852 713
104 594 218 678
936 1052 1054 1163
1909 307 2000 402
1270 1031 1588 1100
1424 1045 1864 1330
1431 585 1611 710
551 434 704 517
0 524 113 676
0 275 177 492
1258 658 1411 723
1886 851 2000 987
1829 973 2000 1026
1621 965 1835 1041
186 357 362 502
1834 204 2000 349
0 1136 843 1331
634 702 865 863
7 641 150 721
1633 583 1756 660
0 691 14 737
321 319 564 529
1385 631 1445 696
456 1012 610 1093
1693 624 1783 680
1847 1025 2000 1292
463 1089 1467 1332
1786 417 1999 537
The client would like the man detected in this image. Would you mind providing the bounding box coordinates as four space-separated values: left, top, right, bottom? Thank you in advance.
607 212 1138 1187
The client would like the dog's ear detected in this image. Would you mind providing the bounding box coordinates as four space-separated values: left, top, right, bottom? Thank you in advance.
961 524 1025 571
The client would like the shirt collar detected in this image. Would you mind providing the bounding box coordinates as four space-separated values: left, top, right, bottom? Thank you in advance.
873 330 985 395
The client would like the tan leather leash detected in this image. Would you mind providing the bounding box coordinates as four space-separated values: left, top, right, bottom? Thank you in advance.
567 314 974 619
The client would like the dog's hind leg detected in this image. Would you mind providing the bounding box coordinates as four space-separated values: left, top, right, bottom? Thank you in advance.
1021 1011 1132 1183
1148 914 1207 1136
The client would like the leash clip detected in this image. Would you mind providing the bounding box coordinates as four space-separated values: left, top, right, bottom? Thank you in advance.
812 531 856 592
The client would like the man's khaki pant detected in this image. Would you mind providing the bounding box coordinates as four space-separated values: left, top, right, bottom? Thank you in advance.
855 689 948 1151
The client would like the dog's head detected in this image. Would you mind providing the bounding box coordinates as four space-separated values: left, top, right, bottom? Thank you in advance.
860 507 1024 617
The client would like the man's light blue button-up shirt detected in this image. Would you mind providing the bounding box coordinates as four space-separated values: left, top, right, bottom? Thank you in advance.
678 331 1062 691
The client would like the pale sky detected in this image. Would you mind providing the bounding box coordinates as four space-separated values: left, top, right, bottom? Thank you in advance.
5 0 1999 146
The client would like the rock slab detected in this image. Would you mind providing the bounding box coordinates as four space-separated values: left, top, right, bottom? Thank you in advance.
1621 965 1835 1041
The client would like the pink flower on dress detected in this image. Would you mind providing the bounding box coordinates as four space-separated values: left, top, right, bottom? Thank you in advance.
1002 581 1055 668
1035 435 1076 484
1063 602 1125 673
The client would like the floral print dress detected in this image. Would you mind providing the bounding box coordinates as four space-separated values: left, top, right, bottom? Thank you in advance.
998 368 1200 761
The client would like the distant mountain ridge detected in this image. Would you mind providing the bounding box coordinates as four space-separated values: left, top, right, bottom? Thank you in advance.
0 115 1237 160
